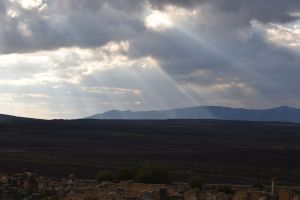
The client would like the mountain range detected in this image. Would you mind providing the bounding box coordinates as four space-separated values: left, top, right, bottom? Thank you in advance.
0 114 36 123
88 106 300 123
1 106 300 123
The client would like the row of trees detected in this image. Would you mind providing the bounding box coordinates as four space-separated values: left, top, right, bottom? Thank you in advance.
96 162 206 189
96 162 170 184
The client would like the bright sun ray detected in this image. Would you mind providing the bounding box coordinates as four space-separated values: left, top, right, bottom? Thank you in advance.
1 1 295 119
145 7 273 110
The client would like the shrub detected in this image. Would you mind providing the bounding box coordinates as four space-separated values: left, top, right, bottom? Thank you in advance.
218 186 233 194
117 166 137 182
96 171 115 183
189 175 206 189
96 162 170 184
135 162 170 184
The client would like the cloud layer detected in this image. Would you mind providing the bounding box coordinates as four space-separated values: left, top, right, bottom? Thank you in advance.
1 0 300 118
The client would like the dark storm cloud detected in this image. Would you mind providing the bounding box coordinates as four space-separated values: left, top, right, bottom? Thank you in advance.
50 0 143 13
0 1 5 13
125 0 300 75
0 0 145 54
1 0 299 54
149 0 300 23
128 29 231 74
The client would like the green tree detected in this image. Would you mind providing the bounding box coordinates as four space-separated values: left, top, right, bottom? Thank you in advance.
189 175 206 189
218 186 233 194
116 166 137 182
96 171 115 183
135 162 170 184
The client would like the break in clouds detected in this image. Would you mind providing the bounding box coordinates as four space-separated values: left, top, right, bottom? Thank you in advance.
1 0 300 118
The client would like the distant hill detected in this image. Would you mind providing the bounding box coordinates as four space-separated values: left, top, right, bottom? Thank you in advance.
87 106 300 123
0 114 37 123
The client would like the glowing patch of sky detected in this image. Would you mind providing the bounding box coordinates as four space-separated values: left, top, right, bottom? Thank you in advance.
0 40 201 119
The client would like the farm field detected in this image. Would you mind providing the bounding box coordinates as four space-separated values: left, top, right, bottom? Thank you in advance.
1 119 300 185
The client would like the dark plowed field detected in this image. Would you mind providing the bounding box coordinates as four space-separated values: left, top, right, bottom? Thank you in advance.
1 119 300 184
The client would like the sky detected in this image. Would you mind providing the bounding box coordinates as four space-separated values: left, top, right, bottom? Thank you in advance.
1 0 300 119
